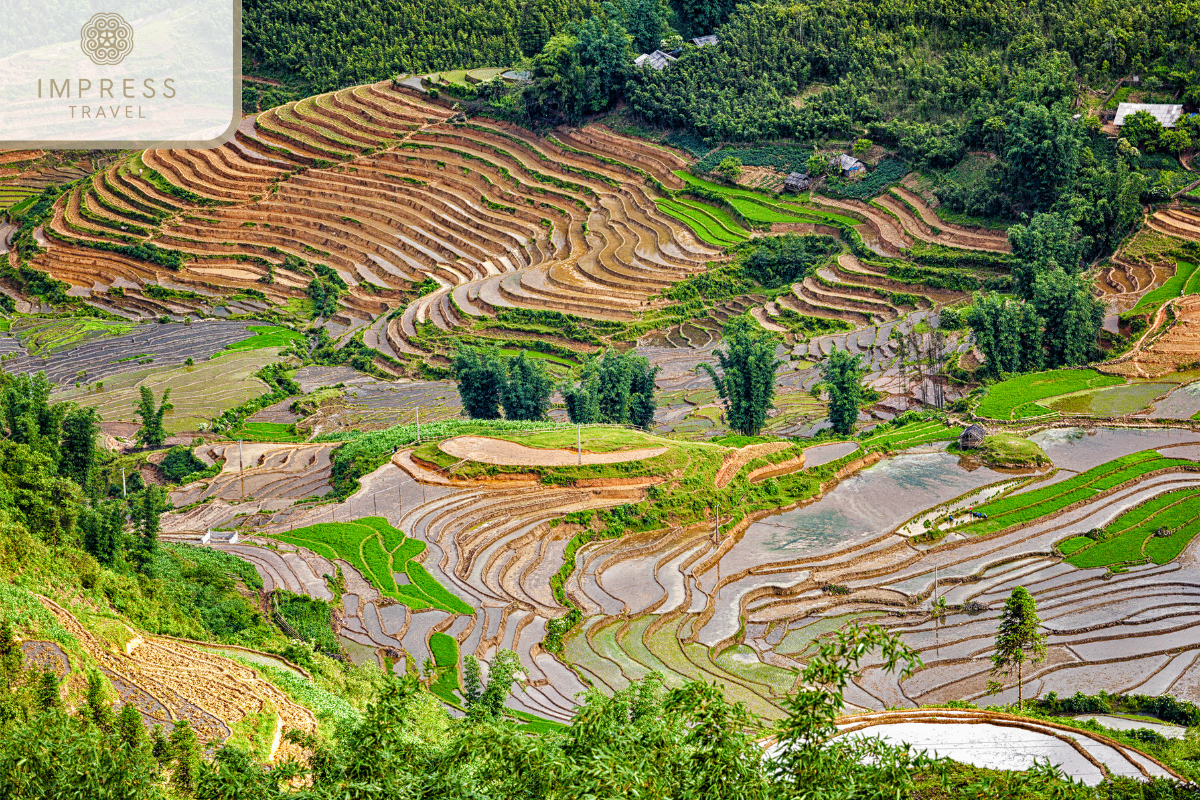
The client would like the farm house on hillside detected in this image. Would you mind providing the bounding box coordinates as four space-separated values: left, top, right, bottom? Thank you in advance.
832 154 865 177
1113 103 1185 128
783 172 811 192
634 50 677 70
958 424 987 450
692 35 718 47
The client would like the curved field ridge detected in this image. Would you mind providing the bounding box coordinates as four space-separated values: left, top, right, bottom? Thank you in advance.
834 708 1178 785
440 435 668 466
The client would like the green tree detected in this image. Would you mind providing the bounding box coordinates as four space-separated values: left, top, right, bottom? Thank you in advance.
36 669 59 711
79 499 126 566
1007 212 1087 299
1120 109 1164 152
1032 268 1104 367
453 347 506 420
135 386 173 447
83 670 112 731
59 405 99 491
806 152 827 177
170 718 201 794
966 293 1045 378
820 348 865 435
466 649 523 721
0 439 82 546
698 317 781 436
160 446 207 483
2 371 66 466
745 234 840 289
501 352 553 421
852 137 873 156
768 624 932 797
612 0 667 53
987 586 1047 710
132 485 167 571
116 702 144 751
562 349 659 428
1002 102 1080 212
715 156 742 182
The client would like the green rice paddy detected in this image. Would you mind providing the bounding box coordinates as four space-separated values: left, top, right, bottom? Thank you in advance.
975 369 1125 420
268 517 473 614
1066 489 1200 568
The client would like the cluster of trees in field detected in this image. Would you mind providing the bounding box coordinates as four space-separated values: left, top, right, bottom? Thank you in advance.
453 347 556 421
967 213 1106 378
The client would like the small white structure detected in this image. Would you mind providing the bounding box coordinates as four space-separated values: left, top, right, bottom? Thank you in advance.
1113 103 1185 128
634 50 677 71
691 35 718 47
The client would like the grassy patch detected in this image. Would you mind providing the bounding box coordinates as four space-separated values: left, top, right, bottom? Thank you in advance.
268 517 472 614
976 369 1125 420
970 434 1050 468
233 421 306 442
428 632 460 704
858 419 961 451
225 324 306 352
1057 536 1092 555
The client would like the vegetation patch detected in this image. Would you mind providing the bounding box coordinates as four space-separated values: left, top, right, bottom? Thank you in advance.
267 517 473 614
224 324 307 353
975 369 1125 420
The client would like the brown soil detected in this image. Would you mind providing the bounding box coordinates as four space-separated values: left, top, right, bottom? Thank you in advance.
714 441 792 488
440 435 667 467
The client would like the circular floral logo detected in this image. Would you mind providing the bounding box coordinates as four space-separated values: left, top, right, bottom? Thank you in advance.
80 13 134 66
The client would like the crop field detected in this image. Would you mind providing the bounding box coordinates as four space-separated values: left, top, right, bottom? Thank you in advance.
1066 489 1200 568
858 419 961 451
2 319 257 387
6 317 135 355
224 324 306 352
57 348 281 432
1129 260 1200 313
268 517 472 613
958 450 1199 536
975 369 1126 420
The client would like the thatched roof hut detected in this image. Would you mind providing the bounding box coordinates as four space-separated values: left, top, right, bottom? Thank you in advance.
958 424 987 450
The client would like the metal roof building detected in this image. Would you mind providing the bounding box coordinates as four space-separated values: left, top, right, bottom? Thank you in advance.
691 35 718 47
1113 103 1185 128
634 50 677 71
783 172 811 192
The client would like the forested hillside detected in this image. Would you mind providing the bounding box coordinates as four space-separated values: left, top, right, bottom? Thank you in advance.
242 0 596 92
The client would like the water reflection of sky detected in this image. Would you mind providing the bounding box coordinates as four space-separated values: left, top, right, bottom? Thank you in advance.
745 450 1008 556
1030 426 1200 473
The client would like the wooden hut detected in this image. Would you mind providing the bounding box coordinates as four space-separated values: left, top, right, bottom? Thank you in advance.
958 424 987 450
783 172 811 193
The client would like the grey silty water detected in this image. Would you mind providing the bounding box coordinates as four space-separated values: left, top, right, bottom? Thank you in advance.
735 450 1009 562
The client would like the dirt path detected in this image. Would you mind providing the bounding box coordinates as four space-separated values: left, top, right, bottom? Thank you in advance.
440 435 667 466
714 441 792 488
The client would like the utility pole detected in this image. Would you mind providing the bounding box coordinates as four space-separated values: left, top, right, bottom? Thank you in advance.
373 494 378 518
121 468 126 497
416 407 420 443
238 439 245 499
577 424 581 466
714 505 721 599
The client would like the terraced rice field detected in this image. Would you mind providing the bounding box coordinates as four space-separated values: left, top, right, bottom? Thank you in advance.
975 369 1125 420
57 347 283 432
179 419 1200 738
36 594 317 762
24 83 720 357
1 319 257 387
1105 295 1200 379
